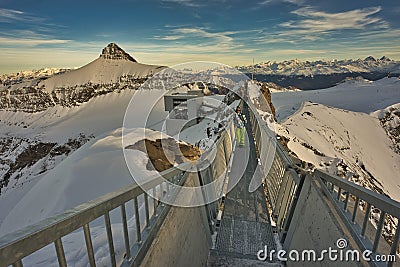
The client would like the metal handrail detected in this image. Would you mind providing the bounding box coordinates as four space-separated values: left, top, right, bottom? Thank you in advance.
246 100 302 240
246 94 400 262
315 169 400 265
0 165 186 267
0 120 235 267
197 119 235 233
247 91 400 264
315 170 400 218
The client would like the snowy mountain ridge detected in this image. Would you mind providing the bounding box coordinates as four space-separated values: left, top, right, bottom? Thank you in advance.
0 68 70 87
237 56 400 76
0 43 165 113
40 43 165 92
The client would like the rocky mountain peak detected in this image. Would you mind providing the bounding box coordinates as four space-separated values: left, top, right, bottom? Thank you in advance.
380 56 391 61
100 43 137 62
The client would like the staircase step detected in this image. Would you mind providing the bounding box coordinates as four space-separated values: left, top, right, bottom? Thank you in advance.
207 250 283 267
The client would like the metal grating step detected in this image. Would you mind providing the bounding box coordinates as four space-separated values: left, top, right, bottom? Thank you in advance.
208 249 283 267
216 215 276 257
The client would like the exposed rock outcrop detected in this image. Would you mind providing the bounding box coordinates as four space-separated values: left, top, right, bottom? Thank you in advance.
100 43 137 62
260 83 276 120
126 138 201 172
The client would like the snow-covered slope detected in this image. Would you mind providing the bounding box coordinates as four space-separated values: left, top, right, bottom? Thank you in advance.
0 52 170 233
0 128 163 235
272 77 400 122
0 43 171 232
277 102 400 201
0 43 165 112
40 45 165 92
0 89 167 140
0 82 202 265
271 73 400 202
237 56 400 76
0 82 189 267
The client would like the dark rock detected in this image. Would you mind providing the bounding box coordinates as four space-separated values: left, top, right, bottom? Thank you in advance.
100 43 137 62
126 138 201 172
260 83 276 120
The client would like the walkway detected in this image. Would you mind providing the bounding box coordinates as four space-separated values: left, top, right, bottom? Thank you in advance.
208 104 279 266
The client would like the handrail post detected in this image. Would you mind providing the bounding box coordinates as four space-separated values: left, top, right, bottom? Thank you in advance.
12 260 23 267
54 238 67 267
372 211 386 253
361 203 371 237
134 196 142 243
83 223 96 267
104 212 116 267
121 203 131 260
144 194 150 227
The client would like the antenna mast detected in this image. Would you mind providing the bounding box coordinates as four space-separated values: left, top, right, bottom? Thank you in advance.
251 58 254 81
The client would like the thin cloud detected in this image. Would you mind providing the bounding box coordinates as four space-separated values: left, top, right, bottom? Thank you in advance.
153 27 260 46
153 35 183 41
258 0 305 7
0 8 69 48
153 27 233 43
265 49 327 55
0 37 70 46
255 6 389 44
171 27 235 42
0 30 70 47
282 6 387 32
160 0 203 7
254 36 297 44
1 30 50 39
0 8 43 23
356 29 400 40
160 0 231 8
253 5 397 60
284 0 305 5
96 33 114 38
258 0 274 5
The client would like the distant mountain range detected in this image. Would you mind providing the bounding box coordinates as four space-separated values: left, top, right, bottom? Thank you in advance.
1 43 400 96
237 56 400 89
237 56 400 76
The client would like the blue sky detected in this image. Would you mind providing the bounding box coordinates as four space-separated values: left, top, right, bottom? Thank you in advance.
0 0 399 73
